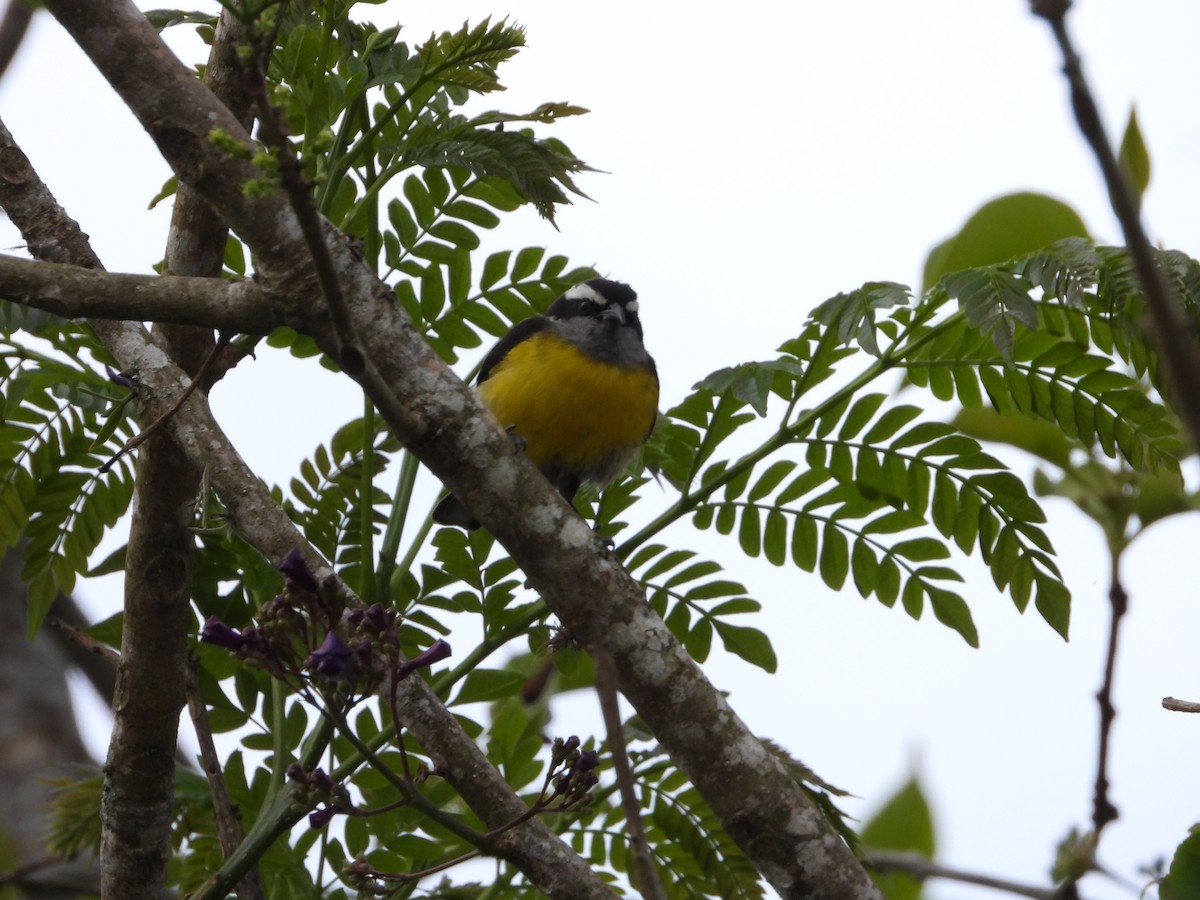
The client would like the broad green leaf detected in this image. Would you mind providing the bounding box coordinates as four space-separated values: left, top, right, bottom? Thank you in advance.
922 192 1089 291
1162 825 1200 900
861 777 936 900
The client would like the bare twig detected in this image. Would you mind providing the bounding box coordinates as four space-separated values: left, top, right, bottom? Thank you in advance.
186 664 265 900
45 614 122 667
1091 579 1127 834
868 851 1085 900
1031 0 1200 451
1162 697 1200 713
594 649 667 900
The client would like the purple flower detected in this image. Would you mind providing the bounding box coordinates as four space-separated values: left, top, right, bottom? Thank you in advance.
396 639 452 680
200 616 244 650
105 365 135 390
574 749 600 775
308 805 340 829
200 616 268 655
278 548 319 594
307 630 354 678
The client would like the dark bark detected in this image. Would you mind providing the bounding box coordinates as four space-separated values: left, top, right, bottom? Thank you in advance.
0 547 101 898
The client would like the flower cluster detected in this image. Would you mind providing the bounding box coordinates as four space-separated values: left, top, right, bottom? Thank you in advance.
286 764 354 828
547 735 601 808
199 549 452 702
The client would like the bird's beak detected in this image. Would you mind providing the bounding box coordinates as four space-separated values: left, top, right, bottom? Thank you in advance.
599 304 626 325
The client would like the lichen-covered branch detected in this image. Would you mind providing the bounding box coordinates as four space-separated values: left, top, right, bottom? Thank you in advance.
0 253 273 330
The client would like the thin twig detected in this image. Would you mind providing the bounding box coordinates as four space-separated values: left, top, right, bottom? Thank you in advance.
1162 697 1200 713
308 690 490 849
1091 579 1127 834
44 615 121 666
185 662 265 900
1030 0 1200 451
245 41 363 375
868 850 1085 900
594 649 667 900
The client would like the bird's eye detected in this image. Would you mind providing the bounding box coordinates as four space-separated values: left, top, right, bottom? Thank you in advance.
577 300 597 314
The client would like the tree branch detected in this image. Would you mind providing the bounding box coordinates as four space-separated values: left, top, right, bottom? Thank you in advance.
0 254 273 330
102 415 199 900
42 2 881 895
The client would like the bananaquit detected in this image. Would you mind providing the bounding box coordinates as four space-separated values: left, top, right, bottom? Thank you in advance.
433 278 659 529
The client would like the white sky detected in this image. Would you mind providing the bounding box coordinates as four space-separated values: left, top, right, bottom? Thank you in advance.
5 2 1200 898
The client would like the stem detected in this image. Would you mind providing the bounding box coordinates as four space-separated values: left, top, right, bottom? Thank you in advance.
269 678 288 794
428 602 547 699
867 850 1081 900
375 450 420 601
359 395 377 603
1091 547 1127 835
392 512 436 593
620 354 894 557
315 696 489 849
594 650 666 900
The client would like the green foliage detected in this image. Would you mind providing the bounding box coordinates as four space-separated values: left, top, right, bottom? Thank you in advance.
922 192 1089 292
567 748 766 899
860 776 935 900
0 319 135 635
18 4 1200 897
1162 825 1200 900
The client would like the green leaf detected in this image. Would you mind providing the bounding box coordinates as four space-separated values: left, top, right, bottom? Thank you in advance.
818 522 848 589
713 622 777 673
927 587 978 647
861 777 936 900
1117 106 1151 210
1162 825 1200 900
922 192 1089 291
812 282 910 356
791 516 818 572
838 393 887 441
943 266 1037 359
453 668 527 705
1035 576 1071 640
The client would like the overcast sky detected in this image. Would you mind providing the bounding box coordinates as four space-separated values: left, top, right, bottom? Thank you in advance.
5 2 1200 898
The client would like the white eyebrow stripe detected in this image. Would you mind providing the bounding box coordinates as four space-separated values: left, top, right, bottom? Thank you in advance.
564 283 608 305
625 300 639 312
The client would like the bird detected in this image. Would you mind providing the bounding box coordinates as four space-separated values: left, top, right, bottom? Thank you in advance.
433 278 659 530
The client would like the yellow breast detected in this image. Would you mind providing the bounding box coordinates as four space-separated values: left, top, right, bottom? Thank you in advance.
477 332 659 483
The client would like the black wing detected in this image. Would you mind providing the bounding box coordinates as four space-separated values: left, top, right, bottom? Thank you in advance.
477 316 554 384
